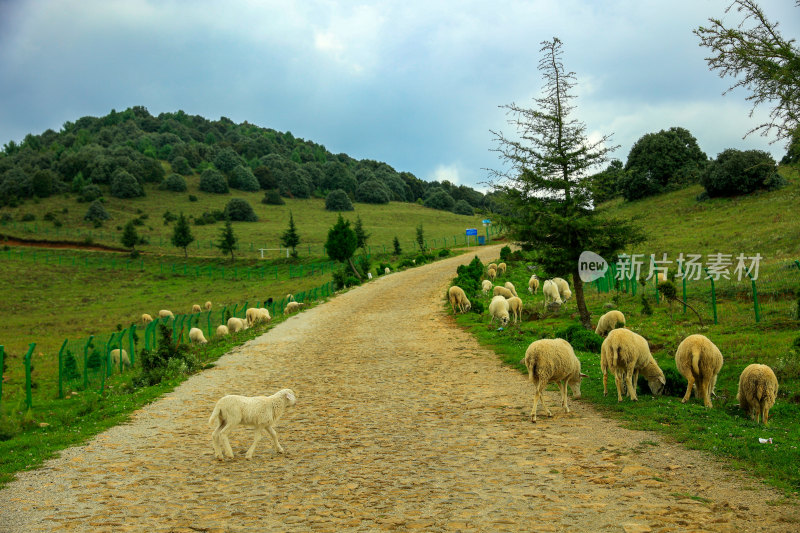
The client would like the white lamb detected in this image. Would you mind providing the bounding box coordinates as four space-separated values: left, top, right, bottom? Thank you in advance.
385 267 391 275
521 338 587 422
216 325 230 337
285 301 304 314
448 286 471 314
205 300 212 311
246 307 271 328
600 328 665 402
487 263 497 273
110 348 130 369
675 334 723 408
552 277 571 302
737 364 778 425
528 275 540 294
209 389 297 460
481 279 493 296
189 327 208 344
158 309 174 319
141 313 153 325
493 285 514 299
487 267 497 282
504 281 518 297
594 310 626 337
497 262 507 275
488 295 510 326
507 296 523 323
191 304 202 314
542 280 563 308
227 317 247 333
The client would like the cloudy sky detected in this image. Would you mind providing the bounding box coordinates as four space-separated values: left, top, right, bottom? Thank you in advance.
1 0 797 190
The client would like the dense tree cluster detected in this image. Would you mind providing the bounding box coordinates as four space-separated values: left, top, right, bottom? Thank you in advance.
0 106 490 213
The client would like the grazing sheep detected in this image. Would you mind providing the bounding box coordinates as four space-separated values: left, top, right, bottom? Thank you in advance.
209 388 297 460
110 348 130 369
497 262 507 275
285 301 304 314
504 281 518 297
385 267 391 275
189 327 208 344
216 324 229 337
600 328 665 402
258 308 271 322
286 294 295 302
594 310 626 337
737 364 778 425
488 295 510 326
521 339 587 422
528 274 540 294
492 285 514 299
542 280 563 307
552 277 572 302
507 296 523 323
141 313 153 325
481 279 493 296
657 272 668 283
448 286 471 314
227 317 247 333
487 263 497 273
205 300 212 311
675 334 723 408
246 307 271 328
158 309 174 319
487 267 497 282
191 304 202 314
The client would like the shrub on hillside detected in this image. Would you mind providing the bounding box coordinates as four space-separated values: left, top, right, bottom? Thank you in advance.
325 189 354 211
228 165 260 192
199 168 229 194
171 156 192 175
701 149 782 197
84 200 110 223
160 173 187 192
78 184 102 203
355 180 390 204
133 325 198 387
452 199 474 215
424 190 455 211
554 324 603 352
110 169 144 198
453 255 484 297
223 198 258 222
262 189 285 205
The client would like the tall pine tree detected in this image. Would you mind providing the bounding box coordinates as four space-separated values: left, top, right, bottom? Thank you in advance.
353 214 370 251
280 211 301 258
171 212 194 258
216 220 238 263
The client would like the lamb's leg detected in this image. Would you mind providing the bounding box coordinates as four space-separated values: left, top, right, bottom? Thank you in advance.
266 426 285 453
615 370 624 402
626 369 638 401
559 381 570 413
537 384 553 418
211 421 225 460
245 427 264 459
701 379 713 408
602 368 608 396
219 425 235 458
681 373 695 404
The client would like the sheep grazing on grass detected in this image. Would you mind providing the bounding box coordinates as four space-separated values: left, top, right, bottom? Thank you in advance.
205 301 212 311
141 313 153 325
487 267 497 282
189 327 208 344
497 262 507 276
385 267 391 275
542 280 563 308
246 307 271 328
528 275 539 294
209 388 297 460
521 339 587 422
504 281 518 297
507 296 522 323
158 309 174 319
227 317 247 333
489 295 510 326
594 310 626 337
481 279 493 296
216 325 229 337
552 277 571 302
675 334 723 408
191 304 202 314
493 285 514 299
110 349 130 369
487 263 497 273
448 286 471 314
285 301 305 314
737 364 778 425
600 328 665 402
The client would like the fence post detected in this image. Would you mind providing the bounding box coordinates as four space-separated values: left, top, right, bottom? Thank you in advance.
207 311 213 338
24 343 35 410
654 274 659 303
705 268 718 325
682 272 687 314
83 336 94 388
58 339 68 399
748 272 761 323
0 345 4 403
129 324 136 366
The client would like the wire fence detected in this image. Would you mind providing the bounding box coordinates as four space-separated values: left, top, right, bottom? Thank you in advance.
0 282 334 410
592 259 800 326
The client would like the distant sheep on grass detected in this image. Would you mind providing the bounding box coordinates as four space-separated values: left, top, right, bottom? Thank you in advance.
737 364 778 425
675 334 723 408
521 338 586 422
189 327 208 344
448 286 471 314
595 310 626 337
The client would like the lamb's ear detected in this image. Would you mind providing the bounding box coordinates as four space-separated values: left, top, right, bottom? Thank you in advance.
285 390 296 402
580 373 589 378
659 375 666 384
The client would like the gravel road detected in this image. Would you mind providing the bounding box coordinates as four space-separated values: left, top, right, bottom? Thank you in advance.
0 245 796 532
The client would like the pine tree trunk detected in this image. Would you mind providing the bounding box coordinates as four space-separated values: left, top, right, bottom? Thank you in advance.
348 257 362 280
571 269 592 330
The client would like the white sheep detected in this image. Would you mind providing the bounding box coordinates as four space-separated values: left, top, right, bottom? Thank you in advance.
675 334 723 408
141 313 153 325
492 285 514 299
246 307 271 328
737 364 778 425
285 301 304 314
216 324 229 337
487 263 497 273
481 279 493 296
528 275 540 294
110 348 130 369
158 309 174 319
191 304 202 314
189 327 208 344
521 339 587 422
504 281 518 297
448 286 471 314
497 262 507 275
258 308 271 322
209 388 297 460
542 280 563 308
488 295 510 326
600 328 665 402
487 267 497 282
227 317 247 333
552 277 571 302
205 300 213 311
507 296 522 323
657 272 668 283
384 267 391 275
594 310 626 337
